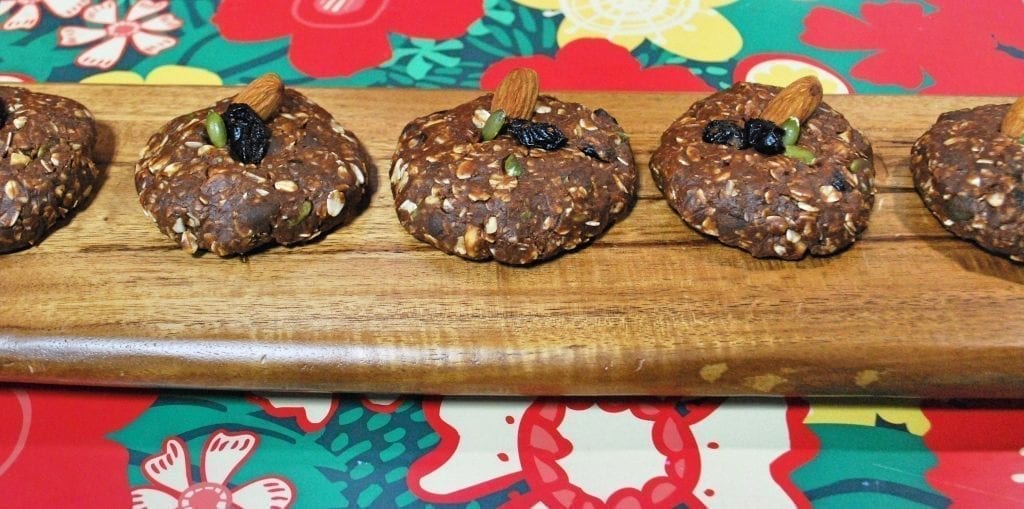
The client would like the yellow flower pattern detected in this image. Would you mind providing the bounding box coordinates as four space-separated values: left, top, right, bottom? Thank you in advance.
741 57 850 94
80 65 223 86
514 0 742 62
806 399 932 436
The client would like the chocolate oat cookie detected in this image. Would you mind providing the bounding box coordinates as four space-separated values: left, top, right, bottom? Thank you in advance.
649 79 875 259
0 87 98 253
136 74 370 256
389 69 636 264
911 99 1024 261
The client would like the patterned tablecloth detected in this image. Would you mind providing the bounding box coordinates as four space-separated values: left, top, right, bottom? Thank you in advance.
2 389 1024 507
1 1 1023 507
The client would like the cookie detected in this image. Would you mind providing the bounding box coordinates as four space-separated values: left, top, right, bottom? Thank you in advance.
0 87 99 253
389 91 636 265
649 81 875 259
911 103 1024 261
136 81 370 257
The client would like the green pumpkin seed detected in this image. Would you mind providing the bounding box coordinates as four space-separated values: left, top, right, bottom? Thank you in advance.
785 145 816 165
781 117 800 146
504 154 524 177
1018 133 1024 144
481 109 506 141
205 110 227 148
35 141 54 160
290 200 312 226
849 157 871 173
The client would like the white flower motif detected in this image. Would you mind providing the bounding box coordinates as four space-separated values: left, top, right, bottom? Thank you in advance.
57 0 181 70
253 393 404 433
131 430 295 509
255 393 339 432
0 0 88 31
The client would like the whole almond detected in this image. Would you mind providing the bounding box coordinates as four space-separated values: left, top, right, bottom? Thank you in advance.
491 68 539 119
233 73 284 121
1000 97 1024 139
760 76 823 125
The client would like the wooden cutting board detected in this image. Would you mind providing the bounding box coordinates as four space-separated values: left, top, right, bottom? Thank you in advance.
1 84 1021 397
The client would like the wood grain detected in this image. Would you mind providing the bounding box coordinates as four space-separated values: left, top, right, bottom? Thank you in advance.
1 84 1022 397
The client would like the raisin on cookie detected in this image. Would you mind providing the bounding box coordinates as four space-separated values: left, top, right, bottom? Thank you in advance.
136 78 370 257
650 81 875 260
390 71 636 265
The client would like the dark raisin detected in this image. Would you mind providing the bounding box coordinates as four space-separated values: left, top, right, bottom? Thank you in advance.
744 119 776 144
580 144 614 162
702 120 746 149
745 118 785 156
224 103 270 164
505 118 567 150
0 98 6 127
594 108 618 124
426 213 446 238
717 211 748 232
944 195 975 222
751 130 785 155
831 170 851 192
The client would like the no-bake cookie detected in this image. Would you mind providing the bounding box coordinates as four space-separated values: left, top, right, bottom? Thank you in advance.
911 99 1024 261
136 74 370 256
0 87 98 253
649 78 876 259
389 69 636 264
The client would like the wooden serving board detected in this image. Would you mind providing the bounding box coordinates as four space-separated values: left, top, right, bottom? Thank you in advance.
1 84 1022 397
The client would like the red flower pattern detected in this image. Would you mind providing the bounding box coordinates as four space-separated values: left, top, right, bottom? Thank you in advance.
407 398 816 508
923 401 1024 508
802 1 1024 94
0 387 156 507
482 38 712 92
508 400 706 508
213 0 482 78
